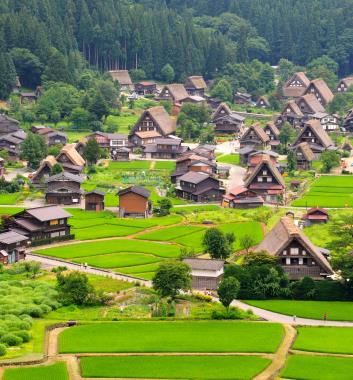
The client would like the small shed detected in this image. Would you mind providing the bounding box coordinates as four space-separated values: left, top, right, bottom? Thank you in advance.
85 190 105 211
118 186 151 218
183 258 224 290
110 147 130 161
304 207 329 225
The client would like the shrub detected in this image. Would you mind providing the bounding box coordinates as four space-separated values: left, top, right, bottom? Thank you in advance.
211 308 244 320
0 343 6 356
14 330 30 343
1 333 22 346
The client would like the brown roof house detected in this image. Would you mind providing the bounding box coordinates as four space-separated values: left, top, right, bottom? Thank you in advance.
143 137 188 159
56 144 85 174
244 156 285 204
184 76 207 97
45 172 84 205
263 122 280 150
283 72 310 98
296 93 325 115
277 100 304 127
343 108 353 132
292 119 335 156
32 126 68 146
158 84 189 105
0 130 26 161
222 186 264 209
108 70 133 91
7 205 72 244
183 258 224 290
303 207 329 225
175 171 225 202
0 114 20 136
240 124 270 150
134 81 157 96
292 142 315 170
118 186 151 218
337 77 353 93
129 106 176 146
85 190 105 212
31 155 59 185
0 231 29 265
211 103 245 135
257 216 334 280
256 96 270 108
304 79 334 106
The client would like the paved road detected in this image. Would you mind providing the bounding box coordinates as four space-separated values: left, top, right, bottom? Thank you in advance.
26 253 152 287
233 300 353 326
226 164 246 191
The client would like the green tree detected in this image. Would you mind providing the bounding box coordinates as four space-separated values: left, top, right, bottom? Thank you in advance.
239 234 255 254
0 52 16 99
156 198 172 216
42 48 71 84
130 69 146 82
88 91 110 120
279 122 296 151
161 64 175 82
210 79 232 102
202 228 233 259
153 261 191 299
20 133 47 169
217 277 240 310
320 150 340 173
56 271 94 305
70 107 91 130
50 163 63 175
10 48 43 88
243 251 278 267
83 138 101 165
287 149 296 172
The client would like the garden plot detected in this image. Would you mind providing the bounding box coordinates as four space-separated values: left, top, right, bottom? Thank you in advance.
59 321 283 353
136 225 205 241
281 355 353 380
292 176 353 207
80 355 271 380
3 362 68 380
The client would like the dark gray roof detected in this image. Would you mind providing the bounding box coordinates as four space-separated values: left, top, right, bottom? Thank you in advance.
45 171 84 184
183 258 224 271
179 171 211 184
249 150 279 158
85 190 105 196
118 186 150 198
0 230 28 244
25 205 72 222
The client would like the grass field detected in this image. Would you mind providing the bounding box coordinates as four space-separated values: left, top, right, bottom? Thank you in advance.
136 225 205 241
80 355 271 380
292 176 353 207
217 154 240 165
108 160 152 170
73 225 143 240
3 362 69 380
244 300 353 321
0 193 22 205
106 114 139 135
0 206 24 215
293 327 353 354
59 321 283 353
171 205 221 213
282 355 353 380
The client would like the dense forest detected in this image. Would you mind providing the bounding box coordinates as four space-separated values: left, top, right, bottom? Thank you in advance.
1 0 353 99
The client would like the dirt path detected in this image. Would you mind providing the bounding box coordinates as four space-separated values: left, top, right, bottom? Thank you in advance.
290 349 353 358
254 324 296 380
47 327 67 357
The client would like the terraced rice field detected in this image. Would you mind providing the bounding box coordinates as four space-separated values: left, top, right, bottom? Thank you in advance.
3 362 69 380
80 355 271 380
59 321 284 353
292 176 353 207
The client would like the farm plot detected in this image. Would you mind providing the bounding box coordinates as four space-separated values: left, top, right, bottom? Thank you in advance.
293 327 353 354
136 225 205 242
3 362 69 380
281 355 353 380
244 300 353 321
59 321 283 353
217 153 240 165
80 355 271 380
73 225 143 240
292 176 353 207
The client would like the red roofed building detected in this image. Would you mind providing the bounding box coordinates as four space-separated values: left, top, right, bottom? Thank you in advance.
222 186 264 209
304 207 329 225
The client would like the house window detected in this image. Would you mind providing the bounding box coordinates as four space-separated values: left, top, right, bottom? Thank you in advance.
312 138 315 143
286 258 291 265
283 250 287 256
258 177 263 182
299 258 303 265
59 219 65 225
50 219 58 226
262 170 267 175
302 250 306 255
267 177 272 182
290 248 299 255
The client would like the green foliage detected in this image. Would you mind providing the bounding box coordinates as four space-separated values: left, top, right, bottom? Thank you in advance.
161 64 175 82
177 103 211 141
155 198 172 216
20 132 47 169
307 55 339 89
218 277 240 309
153 261 192 298
10 48 43 88
130 69 146 82
239 234 255 253
290 276 317 300
287 149 296 172
0 343 6 356
279 122 296 148
243 251 278 267
210 79 232 102
320 150 341 173
327 91 353 115
56 271 94 306
83 139 101 165
0 52 16 100
50 163 63 176
70 107 91 130
42 48 71 84
202 228 233 259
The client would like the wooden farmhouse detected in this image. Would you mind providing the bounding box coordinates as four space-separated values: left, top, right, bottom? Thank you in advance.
263 122 280 150
158 84 189 105
108 70 133 91
56 144 85 174
337 77 353 92
304 79 334 106
283 72 310 98
143 137 188 159
222 186 264 209
257 216 334 280
118 186 151 218
129 106 176 146
342 140 353 153
240 124 270 150
233 92 252 104
20 92 37 104
7 205 72 243
303 207 329 225
184 76 207 97
343 108 353 132
296 93 325 115
134 81 157 96
0 130 26 161
192 145 216 160
244 156 285 203
45 172 83 205
292 142 315 170
0 114 20 136
277 100 304 127
211 103 245 135
85 190 105 211
110 146 130 161
0 231 29 265
311 112 339 131
175 171 224 202
183 258 224 290
248 150 279 169
256 96 270 108
292 119 335 156
31 155 59 185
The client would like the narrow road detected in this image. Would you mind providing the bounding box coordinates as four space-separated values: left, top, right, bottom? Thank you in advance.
233 300 353 327
226 164 246 191
26 253 151 287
